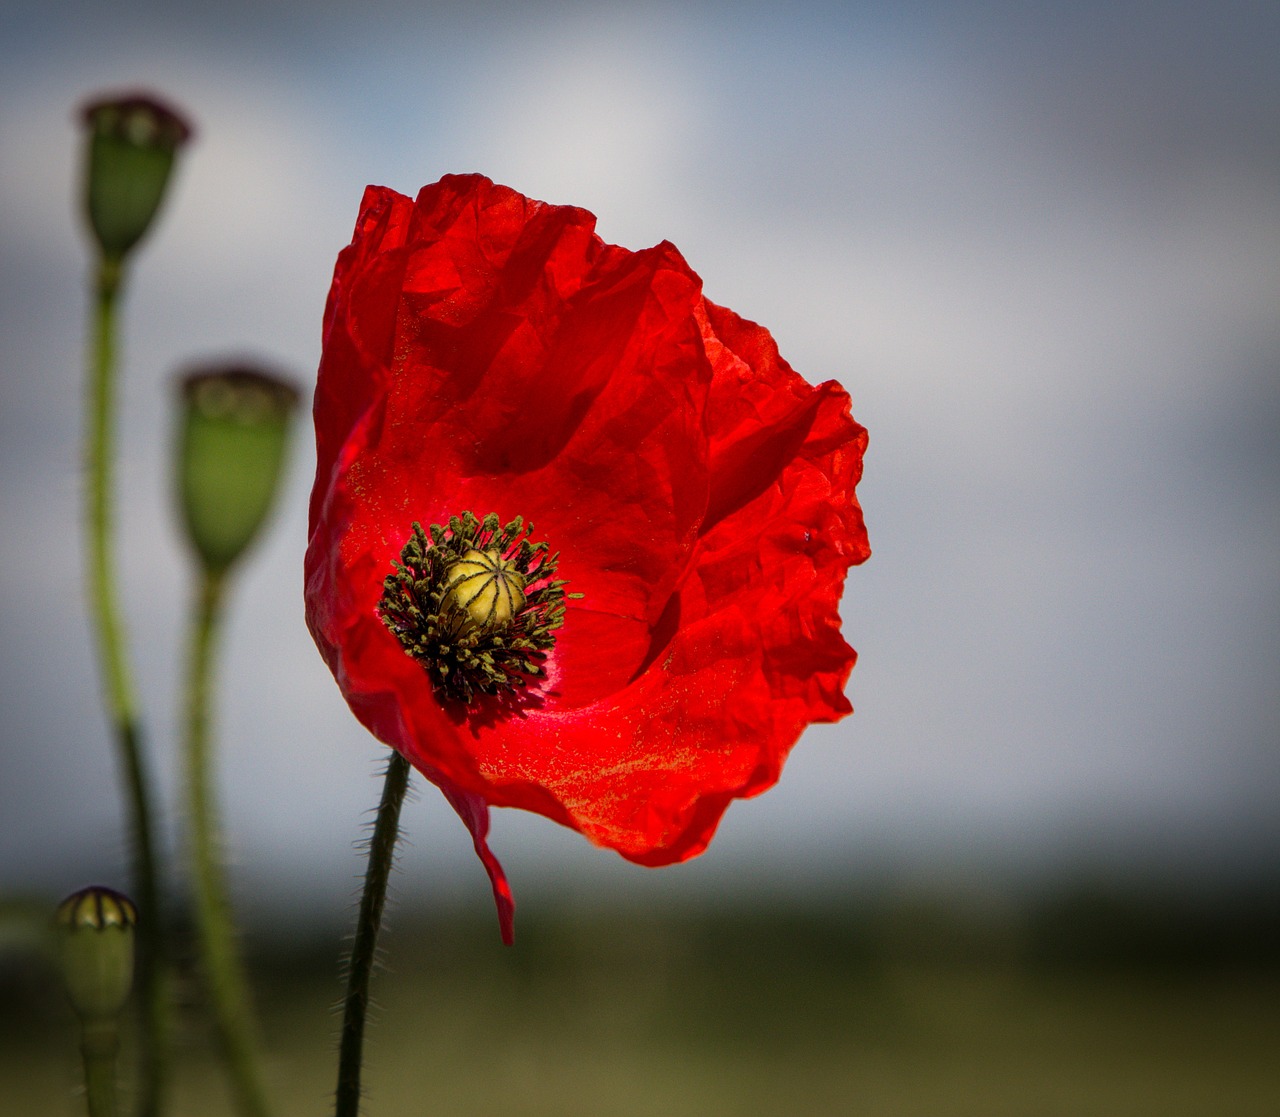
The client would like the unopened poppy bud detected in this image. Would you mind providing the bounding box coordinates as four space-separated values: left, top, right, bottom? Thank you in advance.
176 365 300 575
55 887 137 1021
81 92 192 262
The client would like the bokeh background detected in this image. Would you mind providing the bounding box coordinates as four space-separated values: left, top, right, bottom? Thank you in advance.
2 2 1278 1114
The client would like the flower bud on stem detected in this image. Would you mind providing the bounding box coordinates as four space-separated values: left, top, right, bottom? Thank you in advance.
79 89 191 1117
174 365 295 1117
56 887 138 1117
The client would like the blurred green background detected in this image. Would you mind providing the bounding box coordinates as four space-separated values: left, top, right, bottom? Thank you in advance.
5 886 1278 1115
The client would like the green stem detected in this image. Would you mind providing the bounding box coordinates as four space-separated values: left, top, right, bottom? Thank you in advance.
335 751 411 1117
185 569 273 1117
80 1019 122 1117
85 256 168 1117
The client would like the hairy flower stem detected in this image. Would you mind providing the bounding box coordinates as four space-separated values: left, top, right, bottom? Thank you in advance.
85 256 169 1117
80 1019 123 1117
335 750 411 1117
185 570 273 1117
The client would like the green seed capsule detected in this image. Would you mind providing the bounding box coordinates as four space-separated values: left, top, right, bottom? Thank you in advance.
443 549 527 631
81 93 192 263
175 365 300 575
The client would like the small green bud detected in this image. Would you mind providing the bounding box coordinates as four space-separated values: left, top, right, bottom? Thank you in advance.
176 365 301 575
55 887 137 1021
81 92 192 262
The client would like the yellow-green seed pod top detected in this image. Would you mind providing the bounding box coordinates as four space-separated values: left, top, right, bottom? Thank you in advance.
443 548 527 631
55 887 137 1021
176 365 300 576
81 92 192 263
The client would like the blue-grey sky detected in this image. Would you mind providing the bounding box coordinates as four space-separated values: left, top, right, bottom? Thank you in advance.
2 1 1277 919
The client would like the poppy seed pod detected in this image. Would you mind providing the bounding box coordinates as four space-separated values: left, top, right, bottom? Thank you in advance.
55 887 138 1021
176 366 300 575
80 93 192 263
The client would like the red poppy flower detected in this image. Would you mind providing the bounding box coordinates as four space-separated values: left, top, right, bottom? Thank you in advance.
305 174 869 942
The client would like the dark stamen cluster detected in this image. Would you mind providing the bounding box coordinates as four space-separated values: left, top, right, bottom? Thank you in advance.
379 512 571 704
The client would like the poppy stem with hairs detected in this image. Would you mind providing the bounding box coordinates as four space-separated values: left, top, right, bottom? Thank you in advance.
80 1019 122 1117
335 749 411 1117
184 568 274 1117
80 90 192 1117
85 254 170 1117
173 363 297 1117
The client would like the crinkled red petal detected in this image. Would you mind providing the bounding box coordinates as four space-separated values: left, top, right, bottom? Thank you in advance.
306 174 869 936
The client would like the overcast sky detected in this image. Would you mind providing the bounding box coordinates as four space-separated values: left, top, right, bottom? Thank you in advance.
1 1 1277 921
